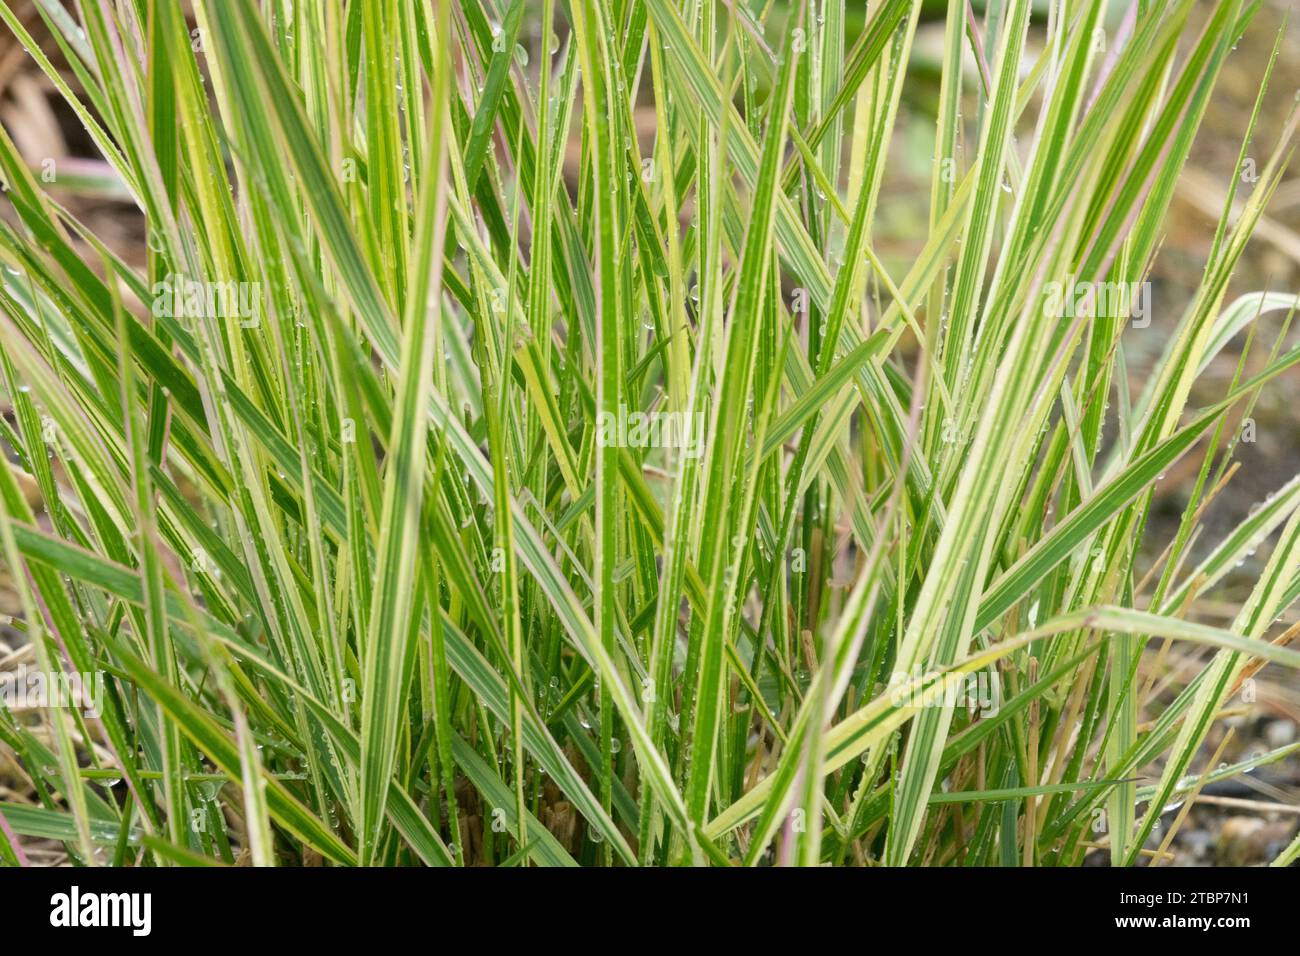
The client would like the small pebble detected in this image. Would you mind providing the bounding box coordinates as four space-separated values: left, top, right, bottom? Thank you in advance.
1264 719 1297 749
1216 816 1296 865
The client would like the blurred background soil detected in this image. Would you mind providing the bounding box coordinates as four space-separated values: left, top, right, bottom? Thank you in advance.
0 0 1297 865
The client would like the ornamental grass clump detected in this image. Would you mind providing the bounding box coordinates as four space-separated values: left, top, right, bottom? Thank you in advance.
0 0 1298 867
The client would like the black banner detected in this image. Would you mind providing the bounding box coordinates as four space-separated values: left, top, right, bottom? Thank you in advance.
0 865 1285 942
